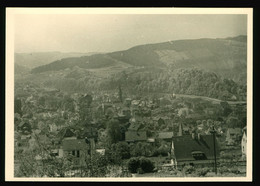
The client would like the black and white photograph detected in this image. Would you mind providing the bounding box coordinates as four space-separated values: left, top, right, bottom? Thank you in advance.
5 8 253 181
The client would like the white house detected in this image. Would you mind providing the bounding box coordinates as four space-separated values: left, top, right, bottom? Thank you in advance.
241 127 247 159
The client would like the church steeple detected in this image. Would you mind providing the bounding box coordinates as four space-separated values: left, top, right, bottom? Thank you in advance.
178 123 183 136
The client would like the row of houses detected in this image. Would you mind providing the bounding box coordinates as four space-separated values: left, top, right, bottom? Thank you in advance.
124 122 247 166
16 108 247 169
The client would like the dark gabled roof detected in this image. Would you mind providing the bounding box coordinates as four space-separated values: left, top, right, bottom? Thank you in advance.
78 127 98 139
128 122 143 131
62 139 88 151
57 127 76 140
157 132 174 139
172 135 219 162
125 131 147 142
63 128 76 138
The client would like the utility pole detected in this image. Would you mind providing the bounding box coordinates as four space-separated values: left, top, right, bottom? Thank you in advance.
210 126 217 175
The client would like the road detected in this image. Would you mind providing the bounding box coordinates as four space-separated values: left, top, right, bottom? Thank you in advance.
173 94 246 105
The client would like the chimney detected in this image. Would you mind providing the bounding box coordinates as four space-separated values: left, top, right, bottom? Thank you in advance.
198 133 201 140
192 132 195 139
178 123 183 136
191 128 196 139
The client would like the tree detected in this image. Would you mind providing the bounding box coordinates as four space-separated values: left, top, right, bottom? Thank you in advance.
78 94 93 122
15 132 73 177
14 98 22 116
118 84 123 103
127 157 140 173
38 96 46 107
220 101 232 117
139 157 155 173
106 119 121 145
127 157 154 173
226 116 243 128
112 141 130 159
82 152 109 177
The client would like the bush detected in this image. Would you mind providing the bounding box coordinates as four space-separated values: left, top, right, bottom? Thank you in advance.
139 157 155 173
196 167 211 177
183 165 195 174
229 167 240 174
127 157 155 173
218 166 229 174
136 168 144 174
127 157 140 173
153 142 169 157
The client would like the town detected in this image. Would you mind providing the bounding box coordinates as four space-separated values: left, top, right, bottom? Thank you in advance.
14 81 247 177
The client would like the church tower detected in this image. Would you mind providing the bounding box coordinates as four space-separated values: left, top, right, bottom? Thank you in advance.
178 123 183 136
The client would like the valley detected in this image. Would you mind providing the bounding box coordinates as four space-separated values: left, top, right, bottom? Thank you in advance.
14 35 247 178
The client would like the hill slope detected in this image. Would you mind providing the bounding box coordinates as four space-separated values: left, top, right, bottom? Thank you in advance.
15 51 99 69
30 36 247 83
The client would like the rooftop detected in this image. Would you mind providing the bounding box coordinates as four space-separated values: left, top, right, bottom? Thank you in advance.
157 132 174 139
172 135 220 162
125 131 147 142
62 139 88 151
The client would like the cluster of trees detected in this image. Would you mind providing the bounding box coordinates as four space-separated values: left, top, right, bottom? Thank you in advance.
28 64 247 102
108 68 246 101
127 157 155 174
43 75 102 93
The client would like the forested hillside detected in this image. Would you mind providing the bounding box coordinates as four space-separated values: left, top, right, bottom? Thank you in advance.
30 36 247 84
106 68 246 101
16 36 247 101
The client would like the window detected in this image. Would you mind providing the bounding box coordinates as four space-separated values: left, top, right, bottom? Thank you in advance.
68 150 80 158
76 150 80 158
191 151 207 160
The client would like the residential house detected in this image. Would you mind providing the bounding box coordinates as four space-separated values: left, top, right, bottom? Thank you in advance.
129 111 143 123
127 122 144 132
226 128 242 145
131 100 140 108
147 100 155 109
177 123 190 136
62 128 77 140
241 127 247 159
117 107 132 123
147 137 155 143
50 149 63 158
18 121 32 134
96 149 106 156
152 117 165 126
17 134 31 149
62 138 90 167
171 133 220 167
49 123 58 133
121 107 131 117
78 126 98 141
158 117 165 125
124 98 132 107
157 132 174 142
125 131 147 143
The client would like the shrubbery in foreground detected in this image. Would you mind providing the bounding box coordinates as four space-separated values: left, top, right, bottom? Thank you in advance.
127 157 155 173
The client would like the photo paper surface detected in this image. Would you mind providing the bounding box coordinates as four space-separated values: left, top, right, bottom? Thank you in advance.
5 8 253 181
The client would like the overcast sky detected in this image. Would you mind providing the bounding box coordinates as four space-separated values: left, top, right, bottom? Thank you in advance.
14 14 247 53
